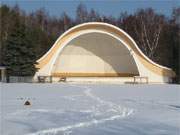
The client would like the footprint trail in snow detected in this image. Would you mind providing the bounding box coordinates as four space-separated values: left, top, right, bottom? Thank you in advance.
27 85 134 135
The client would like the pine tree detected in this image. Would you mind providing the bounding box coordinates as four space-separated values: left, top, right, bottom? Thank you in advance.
4 16 36 76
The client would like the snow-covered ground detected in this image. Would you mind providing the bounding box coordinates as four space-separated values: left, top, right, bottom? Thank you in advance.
0 83 180 135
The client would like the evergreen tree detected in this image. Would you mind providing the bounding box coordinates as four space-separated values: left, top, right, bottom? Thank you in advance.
3 16 36 76
170 8 180 83
0 5 12 65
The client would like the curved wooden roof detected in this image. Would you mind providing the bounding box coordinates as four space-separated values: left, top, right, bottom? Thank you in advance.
36 22 175 77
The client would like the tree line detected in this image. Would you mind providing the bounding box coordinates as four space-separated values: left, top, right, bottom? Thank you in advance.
0 4 179 83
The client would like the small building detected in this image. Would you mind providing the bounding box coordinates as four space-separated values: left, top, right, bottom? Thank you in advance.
34 22 175 83
0 66 6 82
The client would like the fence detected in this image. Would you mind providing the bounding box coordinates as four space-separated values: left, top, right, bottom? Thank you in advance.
8 76 34 83
3 76 150 84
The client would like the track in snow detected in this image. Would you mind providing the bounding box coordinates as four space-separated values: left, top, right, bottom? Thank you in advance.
26 85 134 135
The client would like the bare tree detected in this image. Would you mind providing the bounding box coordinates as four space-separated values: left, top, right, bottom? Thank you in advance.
76 3 88 23
134 9 164 60
61 12 71 31
88 9 101 22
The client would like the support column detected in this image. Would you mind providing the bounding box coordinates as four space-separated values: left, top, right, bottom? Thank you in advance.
1 69 6 82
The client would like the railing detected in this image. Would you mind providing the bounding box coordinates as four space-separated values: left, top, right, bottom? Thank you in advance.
3 76 148 84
